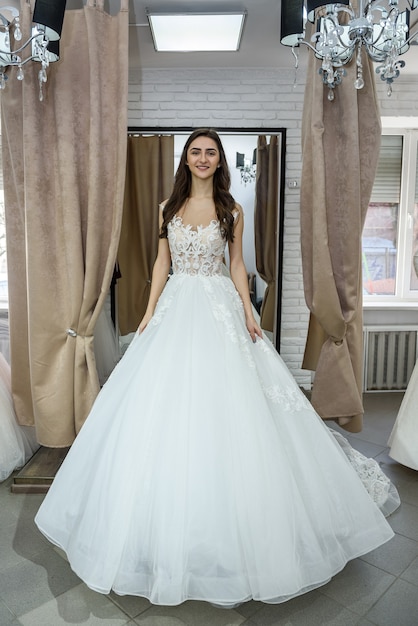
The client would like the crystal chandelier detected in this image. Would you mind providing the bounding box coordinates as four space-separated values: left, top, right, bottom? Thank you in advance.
236 151 257 185
280 0 418 99
0 0 66 101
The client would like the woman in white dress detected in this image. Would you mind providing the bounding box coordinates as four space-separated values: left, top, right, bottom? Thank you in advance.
0 352 39 481
35 129 397 607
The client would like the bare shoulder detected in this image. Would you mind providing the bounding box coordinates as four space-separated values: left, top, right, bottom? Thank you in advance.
233 203 244 223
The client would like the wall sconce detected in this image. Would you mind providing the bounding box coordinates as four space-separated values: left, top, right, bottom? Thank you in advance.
0 0 66 100
236 150 257 186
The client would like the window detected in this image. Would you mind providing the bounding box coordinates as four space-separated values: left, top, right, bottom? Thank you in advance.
362 126 418 302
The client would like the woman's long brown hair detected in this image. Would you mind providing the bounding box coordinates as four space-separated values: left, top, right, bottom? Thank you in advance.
160 128 236 241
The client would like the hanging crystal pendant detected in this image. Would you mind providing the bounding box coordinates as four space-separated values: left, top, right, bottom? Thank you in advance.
16 66 24 81
14 16 22 42
38 66 48 102
354 43 364 90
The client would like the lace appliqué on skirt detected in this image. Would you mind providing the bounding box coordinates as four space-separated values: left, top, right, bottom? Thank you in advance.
202 277 255 369
262 384 312 412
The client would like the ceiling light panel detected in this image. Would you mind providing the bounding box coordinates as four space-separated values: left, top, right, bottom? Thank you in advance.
147 12 246 52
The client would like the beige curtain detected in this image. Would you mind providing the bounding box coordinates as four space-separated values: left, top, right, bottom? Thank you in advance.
1 0 129 446
300 50 381 433
117 135 174 335
254 135 279 333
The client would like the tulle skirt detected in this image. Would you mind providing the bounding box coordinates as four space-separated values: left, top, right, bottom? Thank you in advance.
0 352 39 482
388 360 418 471
35 273 394 605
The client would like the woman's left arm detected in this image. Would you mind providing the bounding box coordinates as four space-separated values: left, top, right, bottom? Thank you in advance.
228 205 263 343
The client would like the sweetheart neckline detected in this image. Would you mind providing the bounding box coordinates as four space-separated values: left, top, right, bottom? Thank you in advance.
173 215 219 232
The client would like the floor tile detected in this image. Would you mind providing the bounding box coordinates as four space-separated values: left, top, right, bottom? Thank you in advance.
400 556 418 586
235 600 264 619
345 393 403 447
0 489 45 522
0 518 50 572
387 502 418 542
0 599 18 625
18 583 132 626
134 600 246 625
363 392 404 418
344 437 387 460
359 532 418 576
393 477 418 507
248 590 360 625
351 416 397 447
365 578 418 626
318 559 395 616
0 546 81 617
109 592 152 619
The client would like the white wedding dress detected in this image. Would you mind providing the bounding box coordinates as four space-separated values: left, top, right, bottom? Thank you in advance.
388 361 418 471
0 352 39 482
36 214 397 606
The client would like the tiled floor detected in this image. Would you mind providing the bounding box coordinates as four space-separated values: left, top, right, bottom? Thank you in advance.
1 392 417 626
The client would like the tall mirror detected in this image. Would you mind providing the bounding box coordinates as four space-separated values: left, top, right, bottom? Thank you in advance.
117 128 286 352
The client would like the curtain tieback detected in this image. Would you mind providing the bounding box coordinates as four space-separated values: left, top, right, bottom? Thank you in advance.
66 328 94 340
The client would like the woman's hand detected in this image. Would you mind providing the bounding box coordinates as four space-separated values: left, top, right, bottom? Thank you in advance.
137 311 153 335
246 315 263 343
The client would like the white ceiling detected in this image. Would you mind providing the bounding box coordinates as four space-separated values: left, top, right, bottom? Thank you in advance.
122 0 418 75
127 0 306 71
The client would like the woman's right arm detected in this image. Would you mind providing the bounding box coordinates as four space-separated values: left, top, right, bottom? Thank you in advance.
137 213 171 333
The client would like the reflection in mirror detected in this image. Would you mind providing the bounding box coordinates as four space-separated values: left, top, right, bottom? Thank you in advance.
119 128 285 352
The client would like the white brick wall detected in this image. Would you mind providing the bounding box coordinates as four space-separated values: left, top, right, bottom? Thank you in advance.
128 67 418 387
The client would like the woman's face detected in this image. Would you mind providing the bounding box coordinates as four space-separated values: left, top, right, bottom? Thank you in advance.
186 137 220 180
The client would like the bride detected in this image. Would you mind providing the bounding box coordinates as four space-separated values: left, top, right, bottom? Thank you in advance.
36 128 398 607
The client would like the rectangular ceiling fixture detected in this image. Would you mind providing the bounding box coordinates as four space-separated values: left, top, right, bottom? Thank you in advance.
147 12 247 52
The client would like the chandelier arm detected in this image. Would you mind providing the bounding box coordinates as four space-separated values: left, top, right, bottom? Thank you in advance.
334 5 356 20
331 35 356 64
0 32 48 57
363 29 418 62
403 30 418 46
298 39 324 55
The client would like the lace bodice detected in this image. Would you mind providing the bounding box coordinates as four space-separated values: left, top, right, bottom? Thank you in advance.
167 215 227 276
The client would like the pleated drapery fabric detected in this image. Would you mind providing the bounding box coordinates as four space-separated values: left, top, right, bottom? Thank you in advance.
300 49 381 433
254 135 279 333
117 135 174 335
1 0 129 446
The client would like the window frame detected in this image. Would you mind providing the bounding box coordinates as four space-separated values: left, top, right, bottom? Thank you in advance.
363 118 418 306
